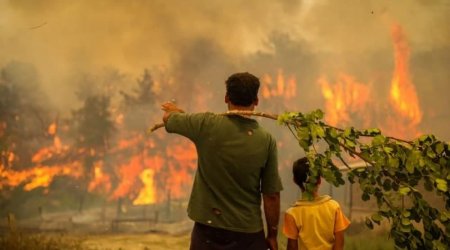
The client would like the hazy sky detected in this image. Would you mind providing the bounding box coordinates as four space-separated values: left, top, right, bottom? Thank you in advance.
1 0 449 137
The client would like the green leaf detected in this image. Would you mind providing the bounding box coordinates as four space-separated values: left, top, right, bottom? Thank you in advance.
372 135 385 146
298 140 310 151
383 179 392 191
297 127 310 140
328 128 338 139
435 178 448 192
310 124 325 139
399 187 411 195
363 128 381 136
384 146 394 153
400 225 411 233
406 151 420 173
418 134 432 143
401 218 411 225
426 148 436 158
388 157 399 169
371 213 383 224
277 112 298 124
435 142 444 155
345 139 356 148
362 192 370 201
439 211 450 222
402 211 411 218
433 241 447 250
312 109 324 120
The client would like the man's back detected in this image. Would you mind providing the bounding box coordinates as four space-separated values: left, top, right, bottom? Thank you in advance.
165 112 281 233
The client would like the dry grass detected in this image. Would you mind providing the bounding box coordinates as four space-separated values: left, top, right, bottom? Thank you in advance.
0 231 86 250
82 233 190 250
0 228 394 250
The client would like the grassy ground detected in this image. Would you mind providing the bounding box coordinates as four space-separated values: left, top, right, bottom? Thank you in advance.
0 229 394 250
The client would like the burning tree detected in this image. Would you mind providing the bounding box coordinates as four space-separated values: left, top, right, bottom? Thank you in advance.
0 62 51 171
72 94 115 212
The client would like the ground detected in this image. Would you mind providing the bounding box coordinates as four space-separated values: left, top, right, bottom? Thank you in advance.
82 233 191 250
1 220 395 250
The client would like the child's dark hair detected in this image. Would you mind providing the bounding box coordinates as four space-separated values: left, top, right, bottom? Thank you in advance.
292 157 310 190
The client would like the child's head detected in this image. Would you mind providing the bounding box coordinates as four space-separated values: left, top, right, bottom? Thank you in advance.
292 157 320 191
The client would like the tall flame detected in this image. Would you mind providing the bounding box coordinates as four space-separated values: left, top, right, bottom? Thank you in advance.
388 24 422 137
319 24 422 139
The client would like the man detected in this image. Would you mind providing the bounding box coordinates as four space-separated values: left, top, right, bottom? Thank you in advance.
162 72 283 250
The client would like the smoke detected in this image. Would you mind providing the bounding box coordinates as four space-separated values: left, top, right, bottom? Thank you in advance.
0 0 449 136
0 0 304 107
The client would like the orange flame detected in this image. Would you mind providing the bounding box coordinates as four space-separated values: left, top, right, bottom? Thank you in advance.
133 168 156 205
319 74 371 127
164 141 197 199
48 122 57 136
387 24 422 137
1 70 200 208
0 162 82 191
319 24 422 139
88 161 111 193
111 154 144 200
261 69 297 99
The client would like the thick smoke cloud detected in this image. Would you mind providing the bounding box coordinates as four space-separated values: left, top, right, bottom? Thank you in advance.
0 0 449 137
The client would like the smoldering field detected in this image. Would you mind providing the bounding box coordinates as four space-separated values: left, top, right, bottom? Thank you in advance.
1 0 449 249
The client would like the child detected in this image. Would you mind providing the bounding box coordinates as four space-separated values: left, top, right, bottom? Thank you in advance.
283 157 351 250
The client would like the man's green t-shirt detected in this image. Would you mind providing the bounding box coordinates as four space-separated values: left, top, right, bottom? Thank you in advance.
165 112 283 233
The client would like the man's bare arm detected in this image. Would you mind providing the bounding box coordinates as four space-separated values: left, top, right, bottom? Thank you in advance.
263 192 280 250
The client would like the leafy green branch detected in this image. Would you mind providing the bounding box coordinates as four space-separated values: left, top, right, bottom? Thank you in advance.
277 109 449 250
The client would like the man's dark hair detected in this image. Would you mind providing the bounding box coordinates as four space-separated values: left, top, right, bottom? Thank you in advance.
292 157 310 190
225 72 260 106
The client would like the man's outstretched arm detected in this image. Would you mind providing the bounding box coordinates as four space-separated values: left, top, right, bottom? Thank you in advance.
263 192 280 250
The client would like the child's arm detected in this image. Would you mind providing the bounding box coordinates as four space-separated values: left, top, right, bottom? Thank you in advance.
287 239 298 250
333 230 344 250
283 212 299 250
333 206 350 250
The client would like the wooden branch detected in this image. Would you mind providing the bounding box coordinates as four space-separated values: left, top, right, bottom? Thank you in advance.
338 141 376 166
146 110 278 135
146 110 412 145
146 123 165 134
221 110 278 120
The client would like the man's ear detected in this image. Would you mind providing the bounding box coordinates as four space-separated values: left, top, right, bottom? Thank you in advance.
225 94 229 104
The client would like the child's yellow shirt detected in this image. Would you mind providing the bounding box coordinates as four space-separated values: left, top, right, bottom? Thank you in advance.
283 195 351 250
